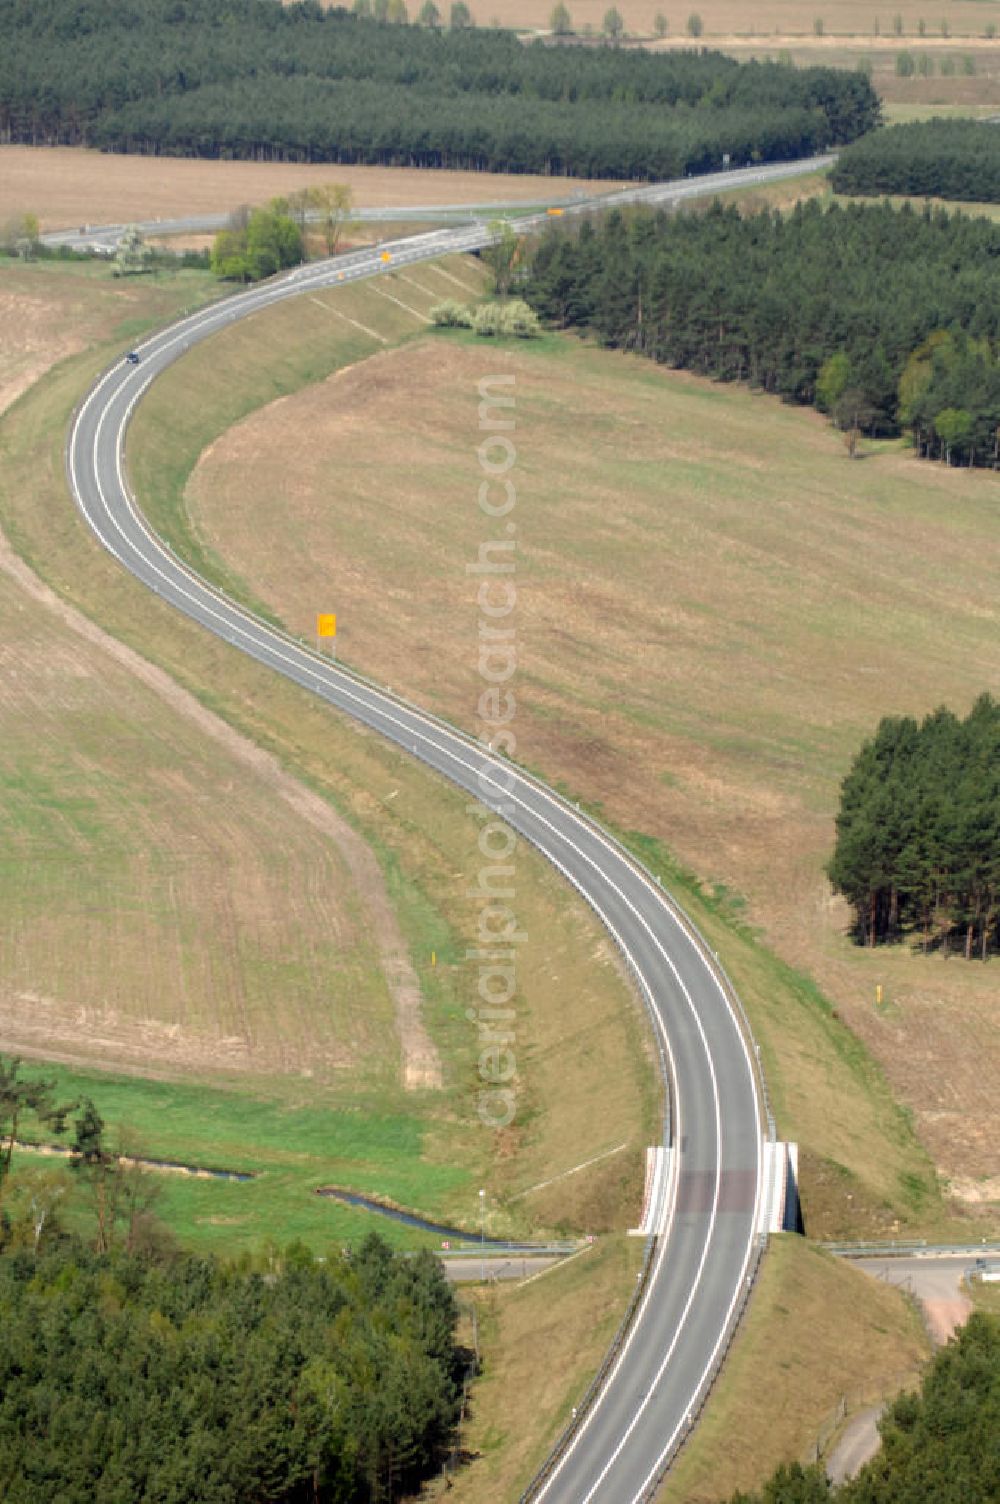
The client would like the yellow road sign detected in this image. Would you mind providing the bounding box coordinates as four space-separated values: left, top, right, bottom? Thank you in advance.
317 613 337 638
380 250 392 263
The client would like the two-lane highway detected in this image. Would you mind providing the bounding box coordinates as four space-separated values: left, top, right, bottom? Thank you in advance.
64 166 797 1499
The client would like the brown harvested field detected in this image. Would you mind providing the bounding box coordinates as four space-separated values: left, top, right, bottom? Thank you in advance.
411 0 1000 40
0 509 411 1088
655 1236 929 1504
186 331 1000 1209
0 146 612 234
0 255 656 1235
0 259 216 419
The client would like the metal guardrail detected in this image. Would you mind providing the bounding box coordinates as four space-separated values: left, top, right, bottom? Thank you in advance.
438 1242 581 1259
824 1241 1000 1259
71 220 778 1504
802 1367 923 1469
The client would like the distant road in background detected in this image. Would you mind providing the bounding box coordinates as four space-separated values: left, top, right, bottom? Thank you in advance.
65 156 831 1500
43 154 834 254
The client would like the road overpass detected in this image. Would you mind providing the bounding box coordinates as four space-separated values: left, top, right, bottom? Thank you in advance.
62 163 823 1499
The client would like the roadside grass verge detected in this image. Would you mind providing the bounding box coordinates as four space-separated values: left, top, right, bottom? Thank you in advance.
655 1235 930 1504
434 1235 646 1502
967 1279 1000 1317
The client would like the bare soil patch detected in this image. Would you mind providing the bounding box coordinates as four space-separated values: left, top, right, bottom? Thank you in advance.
187 333 1000 1199
0 146 611 234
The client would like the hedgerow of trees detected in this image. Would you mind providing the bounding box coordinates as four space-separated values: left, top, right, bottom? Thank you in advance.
211 199 305 280
831 119 1000 204
827 696 1000 958
0 0 879 178
522 198 1000 464
0 1058 465 1502
726 1313 1000 1503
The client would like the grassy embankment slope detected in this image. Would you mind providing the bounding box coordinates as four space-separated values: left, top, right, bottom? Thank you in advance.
5 249 939 1500
0 254 657 1259
180 322 1000 1235
116 248 948 1495
655 1236 929 1504
430 1233 929 1504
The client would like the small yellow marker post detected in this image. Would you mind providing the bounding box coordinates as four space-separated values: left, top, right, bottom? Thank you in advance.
380 250 392 264
316 613 337 658
431 950 437 968
546 207 565 216
875 983 884 1008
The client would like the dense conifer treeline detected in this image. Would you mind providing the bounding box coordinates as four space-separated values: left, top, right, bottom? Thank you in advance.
523 198 1000 463
827 697 1000 958
831 120 1000 204
0 0 878 176
0 1231 463 1502
727 1314 1000 1503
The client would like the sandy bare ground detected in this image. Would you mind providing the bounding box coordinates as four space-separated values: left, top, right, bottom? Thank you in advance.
0 147 612 234
855 1256 974 1344
825 1404 885 1486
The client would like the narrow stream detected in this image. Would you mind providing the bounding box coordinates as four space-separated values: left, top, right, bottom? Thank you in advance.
317 1187 542 1249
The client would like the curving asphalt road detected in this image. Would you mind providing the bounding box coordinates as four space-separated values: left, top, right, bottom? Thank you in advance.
61 161 813 1500
44 153 833 253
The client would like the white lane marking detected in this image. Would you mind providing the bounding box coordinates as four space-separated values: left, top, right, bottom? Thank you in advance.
68 219 766 1502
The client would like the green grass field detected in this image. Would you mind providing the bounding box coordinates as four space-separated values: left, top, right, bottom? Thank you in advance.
11 1060 472 1254
708 162 1000 222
